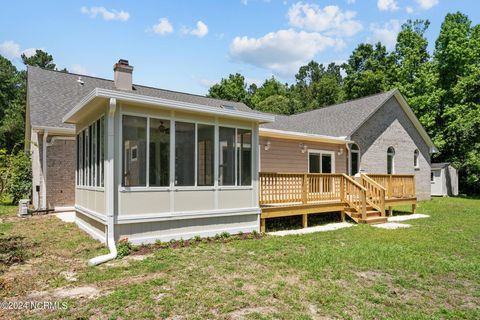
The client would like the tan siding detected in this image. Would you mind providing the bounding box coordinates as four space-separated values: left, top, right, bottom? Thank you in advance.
259 137 347 173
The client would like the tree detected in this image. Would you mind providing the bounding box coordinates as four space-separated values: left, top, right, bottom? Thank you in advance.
250 77 288 108
255 95 292 115
21 50 56 70
343 43 396 99
207 73 249 104
291 61 344 112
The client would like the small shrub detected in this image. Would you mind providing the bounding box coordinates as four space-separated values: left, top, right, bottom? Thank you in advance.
220 232 230 238
3 151 32 204
116 239 132 258
194 235 201 242
214 234 221 240
252 230 259 236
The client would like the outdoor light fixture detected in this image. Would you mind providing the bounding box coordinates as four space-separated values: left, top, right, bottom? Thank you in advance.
300 143 308 153
264 141 271 151
338 148 344 156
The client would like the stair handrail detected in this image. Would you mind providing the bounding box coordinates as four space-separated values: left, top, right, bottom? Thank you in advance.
361 174 386 216
341 174 367 220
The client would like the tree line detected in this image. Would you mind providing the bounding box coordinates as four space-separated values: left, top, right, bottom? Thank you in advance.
207 12 480 194
0 12 478 195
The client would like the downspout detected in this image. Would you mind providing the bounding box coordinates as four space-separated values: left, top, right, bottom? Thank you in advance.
41 130 48 209
89 98 117 266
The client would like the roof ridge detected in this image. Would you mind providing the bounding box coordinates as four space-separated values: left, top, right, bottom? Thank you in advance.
28 66 250 108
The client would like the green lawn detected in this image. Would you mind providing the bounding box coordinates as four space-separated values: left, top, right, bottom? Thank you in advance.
0 197 479 319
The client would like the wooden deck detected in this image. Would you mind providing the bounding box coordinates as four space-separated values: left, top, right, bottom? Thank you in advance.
259 172 417 231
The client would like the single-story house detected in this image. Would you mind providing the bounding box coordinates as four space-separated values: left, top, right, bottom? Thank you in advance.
431 163 458 196
25 60 436 260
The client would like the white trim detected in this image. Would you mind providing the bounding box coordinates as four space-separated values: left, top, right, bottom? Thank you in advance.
116 207 261 224
41 131 48 209
32 126 75 135
63 88 275 124
127 224 259 245
75 215 106 243
76 186 105 192
75 204 107 223
54 206 75 212
307 149 336 173
348 143 361 176
259 128 351 144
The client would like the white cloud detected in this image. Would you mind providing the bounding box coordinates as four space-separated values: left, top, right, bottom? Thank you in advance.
187 21 209 38
367 20 401 50
377 0 399 11
0 40 20 59
415 0 439 10
70 64 95 76
0 40 41 60
198 78 218 88
152 18 174 35
230 29 344 77
347 0 356 4
287 2 363 37
406 6 414 13
80 6 130 21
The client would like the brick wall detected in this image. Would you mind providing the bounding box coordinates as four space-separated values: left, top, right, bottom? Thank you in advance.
45 138 76 208
351 97 431 201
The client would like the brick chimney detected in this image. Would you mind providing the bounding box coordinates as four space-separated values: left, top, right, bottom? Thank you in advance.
113 59 133 90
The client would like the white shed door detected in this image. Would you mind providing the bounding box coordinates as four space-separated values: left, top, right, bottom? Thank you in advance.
431 170 443 195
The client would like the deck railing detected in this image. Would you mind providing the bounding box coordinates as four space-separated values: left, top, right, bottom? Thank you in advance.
360 174 386 216
342 174 367 219
259 172 343 205
366 174 416 199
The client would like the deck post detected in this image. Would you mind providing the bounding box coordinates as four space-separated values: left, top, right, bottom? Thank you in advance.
388 175 393 198
361 191 367 221
388 206 393 216
260 218 266 233
340 176 345 203
341 210 345 222
412 203 416 214
302 174 308 204
302 214 308 228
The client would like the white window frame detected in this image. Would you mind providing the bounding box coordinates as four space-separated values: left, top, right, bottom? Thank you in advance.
414 149 420 169
119 110 253 192
307 149 336 173
387 146 395 174
348 144 361 176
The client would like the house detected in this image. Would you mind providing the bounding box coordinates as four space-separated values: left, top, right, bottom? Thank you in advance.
25 59 436 259
431 163 458 196
257 90 436 229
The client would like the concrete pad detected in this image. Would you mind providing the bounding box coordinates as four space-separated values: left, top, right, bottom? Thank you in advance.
268 222 354 236
55 211 76 223
388 213 429 222
372 222 411 229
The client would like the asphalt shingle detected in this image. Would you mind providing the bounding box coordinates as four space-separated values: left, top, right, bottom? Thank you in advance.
261 89 397 138
27 66 253 129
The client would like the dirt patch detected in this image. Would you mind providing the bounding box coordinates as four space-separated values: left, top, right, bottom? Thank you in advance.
0 236 33 269
228 306 275 319
28 285 100 300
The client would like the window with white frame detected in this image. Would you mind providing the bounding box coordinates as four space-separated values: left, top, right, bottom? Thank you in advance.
121 116 252 188
175 121 195 186
387 146 395 174
349 143 360 176
308 150 334 173
76 117 104 187
122 115 147 187
414 149 419 169
149 118 170 187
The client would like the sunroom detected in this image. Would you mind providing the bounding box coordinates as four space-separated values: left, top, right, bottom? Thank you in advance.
63 86 274 248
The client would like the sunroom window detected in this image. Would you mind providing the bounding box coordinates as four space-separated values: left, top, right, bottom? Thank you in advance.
122 115 147 187
175 122 195 186
149 118 170 187
197 124 214 186
219 127 236 186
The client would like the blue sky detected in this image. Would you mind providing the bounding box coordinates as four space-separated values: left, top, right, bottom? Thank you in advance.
1 0 479 94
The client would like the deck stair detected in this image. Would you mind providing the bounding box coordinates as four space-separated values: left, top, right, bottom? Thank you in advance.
344 206 387 224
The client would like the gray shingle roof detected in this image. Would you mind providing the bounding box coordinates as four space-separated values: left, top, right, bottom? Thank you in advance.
27 66 253 129
261 89 397 138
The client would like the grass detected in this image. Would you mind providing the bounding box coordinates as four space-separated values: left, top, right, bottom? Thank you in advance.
0 197 479 319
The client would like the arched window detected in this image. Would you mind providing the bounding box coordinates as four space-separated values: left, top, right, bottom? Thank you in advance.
414 149 419 169
350 144 360 175
387 147 395 174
